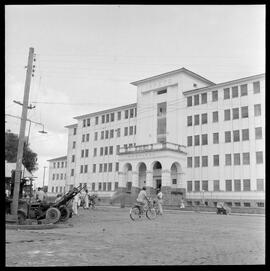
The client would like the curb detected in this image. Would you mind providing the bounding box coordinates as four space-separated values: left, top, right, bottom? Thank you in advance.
6 223 73 230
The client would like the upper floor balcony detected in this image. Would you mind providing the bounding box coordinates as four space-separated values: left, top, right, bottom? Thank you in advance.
118 142 186 155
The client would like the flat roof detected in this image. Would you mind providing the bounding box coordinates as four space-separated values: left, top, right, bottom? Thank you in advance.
47 156 67 162
130 67 215 86
64 123 78 129
183 73 265 95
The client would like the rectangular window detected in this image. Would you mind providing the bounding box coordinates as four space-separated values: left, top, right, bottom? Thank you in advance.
240 84 248 96
254 104 261 116
213 111 218 123
87 118 90 126
194 135 200 146
225 153 232 166
125 110 129 119
225 131 231 143
256 151 263 164
95 116 99 125
255 127 262 139
105 130 109 139
85 149 89 158
212 90 218 102
253 81 260 94
83 119 86 127
233 130 240 142
242 129 249 141
57 162 60 168
72 141 76 149
234 179 241 192
129 126 133 135
130 108 134 118
52 174 55 180
72 155 75 162
94 132 98 141
93 164 96 173
241 106 249 118
106 114 110 123
202 134 208 145
100 147 103 156
194 94 199 105
108 163 112 172
187 181 192 192
187 157 193 168
194 115 200 125
187 116 192 126
187 136 192 146
81 150 84 158
244 202 251 207
224 88 230 99
103 182 107 191
225 180 232 191
213 155 219 166
98 183 102 191
224 109 230 121
111 113 114 122
243 179 250 191
194 156 200 168
73 128 77 135
71 169 74 176
201 113 207 124
157 102 167 117
104 147 108 155
124 127 128 136
213 180 220 191
86 134 89 142
202 180 208 191
157 89 167 95
232 108 239 119
213 133 219 144
102 115 105 123
80 165 83 173
92 183 95 191
187 96 192 107
84 165 88 173
232 86 238 98
107 182 112 191
101 131 104 140
117 111 121 120
194 181 200 191
110 129 114 138
234 153 240 165
109 146 113 155
256 179 264 191
115 162 119 172
82 134 85 142
243 152 250 165
99 164 103 172
116 145 120 154
103 163 107 172
202 156 208 167
201 93 207 104
93 148 97 157
116 128 121 137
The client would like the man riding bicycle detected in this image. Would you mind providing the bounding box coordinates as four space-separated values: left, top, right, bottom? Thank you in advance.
136 187 150 214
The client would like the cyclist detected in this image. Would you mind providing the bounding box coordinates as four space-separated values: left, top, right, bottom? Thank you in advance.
136 187 150 214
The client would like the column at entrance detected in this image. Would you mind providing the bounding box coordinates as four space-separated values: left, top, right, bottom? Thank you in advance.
146 170 155 196
118 172 127 193
161 169 172 204
131 171 140 195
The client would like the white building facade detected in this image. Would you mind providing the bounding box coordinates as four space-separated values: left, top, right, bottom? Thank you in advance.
60 68 264 208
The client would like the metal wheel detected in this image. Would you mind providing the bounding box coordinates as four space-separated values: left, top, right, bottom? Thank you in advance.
146 208 157 220
59 205 70 222
45 207 61 224
130 206 142 221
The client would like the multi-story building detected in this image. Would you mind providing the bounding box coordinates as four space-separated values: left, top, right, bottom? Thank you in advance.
47 156 67 194
56 67 265 208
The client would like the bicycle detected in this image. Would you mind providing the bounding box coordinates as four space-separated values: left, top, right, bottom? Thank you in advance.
129 199 157 221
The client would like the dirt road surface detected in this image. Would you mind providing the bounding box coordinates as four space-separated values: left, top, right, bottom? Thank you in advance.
5 206 265 266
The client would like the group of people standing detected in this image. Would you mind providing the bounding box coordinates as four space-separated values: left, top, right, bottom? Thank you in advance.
72 189 90 215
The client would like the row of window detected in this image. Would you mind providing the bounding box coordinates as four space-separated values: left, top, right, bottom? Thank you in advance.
80 108 137 130
187 178 264 192
53 161 67 168
52 173 67 180
187 104 262 127
187 127 263 146
51 186 65 193
187 81 261 107
186 200 264 208
187 151 264 168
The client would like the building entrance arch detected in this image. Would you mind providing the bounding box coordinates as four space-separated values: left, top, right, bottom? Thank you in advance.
152 161 162 189
137 162 147 188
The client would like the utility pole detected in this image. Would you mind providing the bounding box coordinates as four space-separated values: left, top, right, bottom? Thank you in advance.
42 166 47 189
11 47 35 217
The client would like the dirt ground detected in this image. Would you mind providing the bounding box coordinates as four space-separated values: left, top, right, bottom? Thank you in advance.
5 206 265 266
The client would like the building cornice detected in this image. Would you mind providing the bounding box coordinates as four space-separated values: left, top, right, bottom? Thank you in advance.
47 156 67 162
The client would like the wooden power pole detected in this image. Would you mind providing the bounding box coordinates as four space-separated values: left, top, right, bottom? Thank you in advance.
11 47 35 217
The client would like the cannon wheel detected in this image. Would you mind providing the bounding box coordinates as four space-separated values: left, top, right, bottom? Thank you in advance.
18 209 27 225
59 205 70 222
45 207 61 224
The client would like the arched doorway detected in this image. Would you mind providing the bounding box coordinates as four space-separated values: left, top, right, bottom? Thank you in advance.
137 162 147 188
171 162 181 187
152 161 162 189
123 163 132 192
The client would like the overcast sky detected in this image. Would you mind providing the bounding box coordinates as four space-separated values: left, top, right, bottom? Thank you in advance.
5 5 265 188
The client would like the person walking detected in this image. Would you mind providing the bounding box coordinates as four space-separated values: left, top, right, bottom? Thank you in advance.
180 197 185 209
72 193 80 215
156 188 163 215
84 189 89 209
36 187 46 202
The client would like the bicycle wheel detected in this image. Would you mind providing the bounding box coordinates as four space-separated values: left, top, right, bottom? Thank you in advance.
146 208 157 220
130 206 142 221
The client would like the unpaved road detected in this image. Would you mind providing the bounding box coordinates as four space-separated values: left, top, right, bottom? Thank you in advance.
5 207 265 266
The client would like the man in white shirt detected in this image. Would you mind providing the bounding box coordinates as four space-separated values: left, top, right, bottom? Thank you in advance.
36 187 46 202
136 187 150 213
156 189 163 215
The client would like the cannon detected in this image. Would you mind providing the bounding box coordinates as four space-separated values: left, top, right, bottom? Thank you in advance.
6 185 86 224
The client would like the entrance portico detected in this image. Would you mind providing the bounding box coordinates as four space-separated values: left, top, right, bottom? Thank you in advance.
118 142 187 201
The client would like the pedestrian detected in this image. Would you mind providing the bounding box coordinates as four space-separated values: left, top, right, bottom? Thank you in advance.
72 193 80 215
180 197 185 209
136 187 150 213
36 187 46 202
156 188 163 215
84 189 89 209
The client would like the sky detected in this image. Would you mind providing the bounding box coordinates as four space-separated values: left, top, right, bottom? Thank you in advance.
5 5 265 188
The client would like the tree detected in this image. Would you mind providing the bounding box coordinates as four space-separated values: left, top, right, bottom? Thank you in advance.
5 131 38 173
